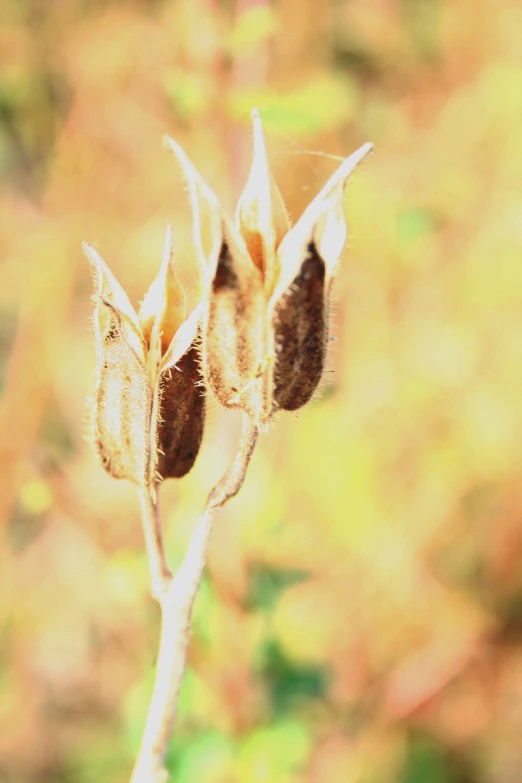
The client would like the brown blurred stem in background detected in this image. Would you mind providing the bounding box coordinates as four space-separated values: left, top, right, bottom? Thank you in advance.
130 414 259 783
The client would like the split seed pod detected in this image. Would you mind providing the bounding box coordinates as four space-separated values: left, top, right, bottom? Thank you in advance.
165 114 372 427
84 227 204 487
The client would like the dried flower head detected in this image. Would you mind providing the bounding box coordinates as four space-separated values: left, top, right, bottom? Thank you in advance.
164 112 372 427
84 227 205 486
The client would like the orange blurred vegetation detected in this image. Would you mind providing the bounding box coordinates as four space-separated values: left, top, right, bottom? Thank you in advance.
2 0 522 781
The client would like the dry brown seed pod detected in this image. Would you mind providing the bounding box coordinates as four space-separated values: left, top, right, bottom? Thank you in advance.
205 225 269 421
164 118 372 426
162 138 272 424
272 239 327 411
94 303 151 483
85 227 205 487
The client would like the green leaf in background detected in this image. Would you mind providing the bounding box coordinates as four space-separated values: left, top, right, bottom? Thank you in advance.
230 74 359 135
235 719 312 783
396 207 436 243
62 724 125 783
163 69 213 120
254 640 329 715
228 5 278 56
166 731 234 783
401 733 465 783
191 575 218 649
245 563 310 611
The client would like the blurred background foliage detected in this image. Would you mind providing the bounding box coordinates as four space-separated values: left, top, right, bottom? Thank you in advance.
1 0 522 781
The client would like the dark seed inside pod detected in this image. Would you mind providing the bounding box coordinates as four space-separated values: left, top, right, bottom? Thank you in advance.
272 241 326 411
154 341 205 480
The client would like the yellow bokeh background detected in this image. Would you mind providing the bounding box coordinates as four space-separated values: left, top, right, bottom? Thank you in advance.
2 0 522 781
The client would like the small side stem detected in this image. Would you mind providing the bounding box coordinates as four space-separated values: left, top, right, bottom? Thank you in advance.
130 415 259 783
137 487 172 596
206 411 259 508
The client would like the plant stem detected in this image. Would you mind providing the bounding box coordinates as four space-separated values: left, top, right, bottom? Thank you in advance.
137 487 172 597
130 414 259 783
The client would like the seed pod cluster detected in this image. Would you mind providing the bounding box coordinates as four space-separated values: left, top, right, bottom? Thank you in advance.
85 228 205 487
86 119 371 487
164 113 372 427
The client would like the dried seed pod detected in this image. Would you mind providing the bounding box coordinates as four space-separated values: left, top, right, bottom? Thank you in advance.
269 155 364 411
88 247 150 483
272 240 327 410
164 118 373 425
94 305 151 483
84 228 206 487
205 228 269 422
163 135 273 425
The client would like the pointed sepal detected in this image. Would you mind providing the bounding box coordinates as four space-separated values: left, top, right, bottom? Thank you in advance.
139 226 187 376
235 108 290 293
84 242 146 363
270 142 373 411
83 243 150 483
